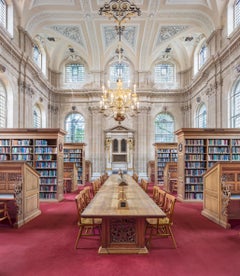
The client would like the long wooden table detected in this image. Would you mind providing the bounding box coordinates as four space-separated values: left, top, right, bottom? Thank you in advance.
82 174 166 254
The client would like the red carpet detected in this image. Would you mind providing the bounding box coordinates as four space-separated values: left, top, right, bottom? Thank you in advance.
1 191 240 276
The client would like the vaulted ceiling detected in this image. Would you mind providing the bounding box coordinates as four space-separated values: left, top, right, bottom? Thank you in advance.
13 0 228 73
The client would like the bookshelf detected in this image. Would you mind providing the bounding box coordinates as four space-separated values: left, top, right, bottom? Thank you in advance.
202 162 240 228
147 160 155 183
175 128 240 202
0 128 66 201
85 160 92 183
154 143 178 185
163 162 178 193
63 162 78 192
0 161 41 227
63 143 86 185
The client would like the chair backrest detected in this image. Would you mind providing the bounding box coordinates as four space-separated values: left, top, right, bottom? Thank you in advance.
83 186 92 204
152 186 159 202
92 179 101 196
163 193 176 223
132 173 138 183
157 188 166 208
75 192 86 221
140 179 148 193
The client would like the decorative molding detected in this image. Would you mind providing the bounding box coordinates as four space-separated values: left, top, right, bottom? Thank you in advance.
0 64 6 73
49 25 85 49
156 25 189 47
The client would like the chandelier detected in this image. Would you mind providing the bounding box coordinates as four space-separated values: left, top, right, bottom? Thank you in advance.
99 0 141 123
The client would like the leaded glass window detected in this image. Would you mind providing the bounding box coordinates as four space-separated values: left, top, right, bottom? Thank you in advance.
0 82 6 128
33 45 42 68
65 113 85 142
65 64 85 83
33 105 41 128
155 113 175 142
199 44 207 68
231 80 240 127
196 103 207 128
109 62 130 88
154 63 175 83
0 0 7 29
234 0 240 28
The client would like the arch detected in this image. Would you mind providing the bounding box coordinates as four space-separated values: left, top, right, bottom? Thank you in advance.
32 37 47 76
0 0 14 36
64 112 85 143
193 36 207 75
195 102 207 128
60 53 88 89
154 112 175 142
230 78 240 127
0 81 7 128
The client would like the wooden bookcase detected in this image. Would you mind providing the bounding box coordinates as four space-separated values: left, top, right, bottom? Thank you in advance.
0 161 41 227
85 160 92 183
63 162 78 192
154 143 178 185
147 160 155 183
202 162 240 228
63 143 86 185
0 128 66 201
163 162 178 193
175 128 240 202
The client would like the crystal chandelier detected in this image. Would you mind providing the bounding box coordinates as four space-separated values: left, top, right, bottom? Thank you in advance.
99 0 141 123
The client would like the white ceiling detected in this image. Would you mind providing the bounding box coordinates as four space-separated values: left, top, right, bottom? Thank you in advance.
13 0 228 73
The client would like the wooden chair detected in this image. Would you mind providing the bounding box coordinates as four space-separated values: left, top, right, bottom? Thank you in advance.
74 192 102 249
132 173 138 183
152 186 160 202
0 201 12 226
146 193 177 249
140 179 149 193
92 179 101 196
83 186 92 205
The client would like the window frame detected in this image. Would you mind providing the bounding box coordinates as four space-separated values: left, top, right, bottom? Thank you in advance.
0 82 7 128
154 62 175 84
195 103 207 128
64 112 85 143
154 113 175 143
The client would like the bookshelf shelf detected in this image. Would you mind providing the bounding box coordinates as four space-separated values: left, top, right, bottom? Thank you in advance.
63 143 86 185
175 128 240 202
0 128 66 201
154 143 178 185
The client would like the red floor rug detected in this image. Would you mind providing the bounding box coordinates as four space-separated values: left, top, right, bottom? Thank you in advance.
1 194 240 276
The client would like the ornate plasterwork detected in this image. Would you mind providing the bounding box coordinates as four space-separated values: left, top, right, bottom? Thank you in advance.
103 25 137 50
156 25 189 47
49 25 85 49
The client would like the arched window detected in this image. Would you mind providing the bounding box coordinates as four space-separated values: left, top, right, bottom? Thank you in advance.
199 43 207 69
33 104 42 128
234 0 240 28
0 0 13 35
0 0 7 28
65 63 85 83
109 61 130 87
230 80 240 127
155 113 175 142
121 139 127 152
113 139 118 152
154 62 175 84
195 103 207 128
0 82 6 128
65 113 85 142
33 44 42 69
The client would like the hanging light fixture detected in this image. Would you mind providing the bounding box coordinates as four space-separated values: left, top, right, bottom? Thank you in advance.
99 0 141 41
99 0 141 123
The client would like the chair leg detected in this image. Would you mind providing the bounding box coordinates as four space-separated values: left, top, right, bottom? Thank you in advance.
75 226 83 249
168 226 177 248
